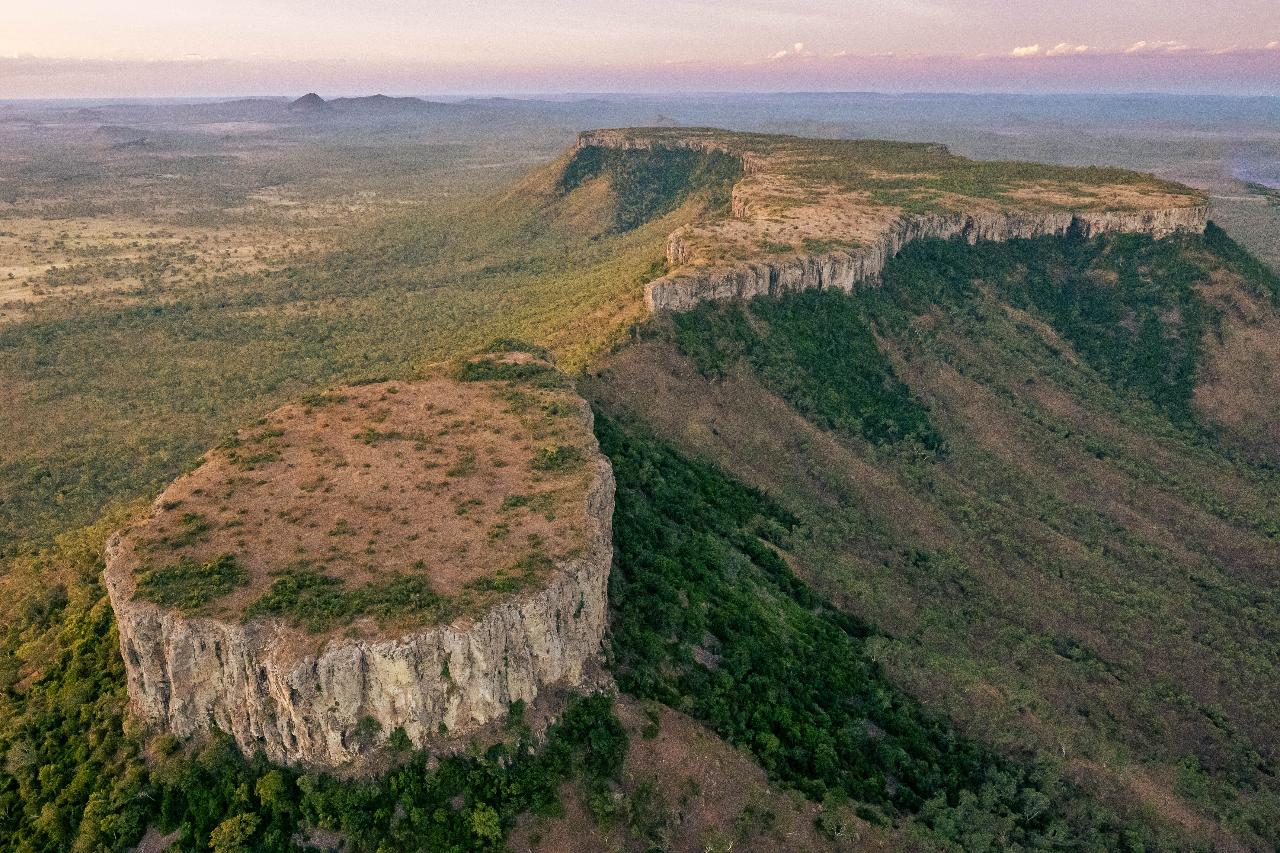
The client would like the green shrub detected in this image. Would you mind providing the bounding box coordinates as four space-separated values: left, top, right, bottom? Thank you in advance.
559 145 742 232
135 553 247 611
246 568 453 633
153 511 213 549
674 291 944 451
531 443 582 471
140 692 626 852
351 716 382 744
454 357 563 387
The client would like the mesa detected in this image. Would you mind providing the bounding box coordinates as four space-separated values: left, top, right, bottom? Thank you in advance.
103 351 614 767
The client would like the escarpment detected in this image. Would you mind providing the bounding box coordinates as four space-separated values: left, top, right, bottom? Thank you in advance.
648 204 1208 311
104 355 613 767
573 128 1209 313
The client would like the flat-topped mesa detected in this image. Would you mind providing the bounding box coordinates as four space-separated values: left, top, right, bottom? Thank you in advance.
572 129 1209 313
104 353 614 768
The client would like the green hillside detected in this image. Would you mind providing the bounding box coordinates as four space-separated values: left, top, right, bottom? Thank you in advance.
589 224 1280 849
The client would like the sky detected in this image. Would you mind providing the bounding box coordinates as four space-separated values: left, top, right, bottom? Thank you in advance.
2 0 1278 97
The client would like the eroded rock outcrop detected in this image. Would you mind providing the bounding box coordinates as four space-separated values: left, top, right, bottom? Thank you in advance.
573 128 1208 313
648 205 1209 311
105 358 614 767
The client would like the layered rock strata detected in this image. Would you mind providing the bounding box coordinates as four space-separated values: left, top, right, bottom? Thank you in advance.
648 205 1209 312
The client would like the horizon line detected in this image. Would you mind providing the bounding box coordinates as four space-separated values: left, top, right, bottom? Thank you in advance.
6 89 1280 104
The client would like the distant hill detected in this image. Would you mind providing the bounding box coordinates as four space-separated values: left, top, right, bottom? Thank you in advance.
325 93 454 114
287 92 329 112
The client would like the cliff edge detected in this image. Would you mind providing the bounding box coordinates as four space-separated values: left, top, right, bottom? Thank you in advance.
572 129 1209 312
104 354 614 767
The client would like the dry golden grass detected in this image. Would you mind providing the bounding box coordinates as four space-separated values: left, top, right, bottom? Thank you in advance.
1002 182 1202 210
112 361 597 637
590 128 1206 273
1193 266 1280 454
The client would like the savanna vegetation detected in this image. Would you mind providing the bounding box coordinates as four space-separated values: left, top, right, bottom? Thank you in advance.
593 225 1280 848
786 138 1194 213
0 141 694 550
3 108 1279 851
598 412 1148 849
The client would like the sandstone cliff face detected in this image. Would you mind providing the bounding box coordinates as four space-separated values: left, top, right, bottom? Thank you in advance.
105 403 615 769
647 205 1210 312
574 129 1207 313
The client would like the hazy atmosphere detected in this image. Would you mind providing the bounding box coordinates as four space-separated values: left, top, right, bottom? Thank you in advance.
4 0 1279 96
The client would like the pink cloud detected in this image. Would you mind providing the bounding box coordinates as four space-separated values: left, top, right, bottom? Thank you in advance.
1 46 1277 98
1125 40 1189 54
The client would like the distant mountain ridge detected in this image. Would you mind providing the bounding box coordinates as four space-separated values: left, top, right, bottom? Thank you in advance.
288 92 456 115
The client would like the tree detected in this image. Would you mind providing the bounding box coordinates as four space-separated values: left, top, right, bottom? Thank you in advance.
469 803 503 844
209 812 259 853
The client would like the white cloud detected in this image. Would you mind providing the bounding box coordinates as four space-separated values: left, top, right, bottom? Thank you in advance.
1010 44 1041 57
1267 41 1279 49
1125 40 1189 54
1046 42 1089 56
768 41 813 60
831 49 848 58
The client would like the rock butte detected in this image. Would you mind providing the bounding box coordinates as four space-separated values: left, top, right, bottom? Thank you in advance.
104 355 613 767
572 129 1209 312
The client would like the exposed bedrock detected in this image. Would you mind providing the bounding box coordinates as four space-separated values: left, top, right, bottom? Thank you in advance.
104 399 615 768
576 128 769 174
572 130 1207 313
648 205 1210 312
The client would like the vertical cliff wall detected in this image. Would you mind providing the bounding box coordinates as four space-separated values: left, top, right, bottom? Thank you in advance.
646 205 1210 312
104 370 615 768
573 128 1209 314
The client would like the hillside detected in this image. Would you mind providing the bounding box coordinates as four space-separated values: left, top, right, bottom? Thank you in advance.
586 220 1280 849
1 126 1278 851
